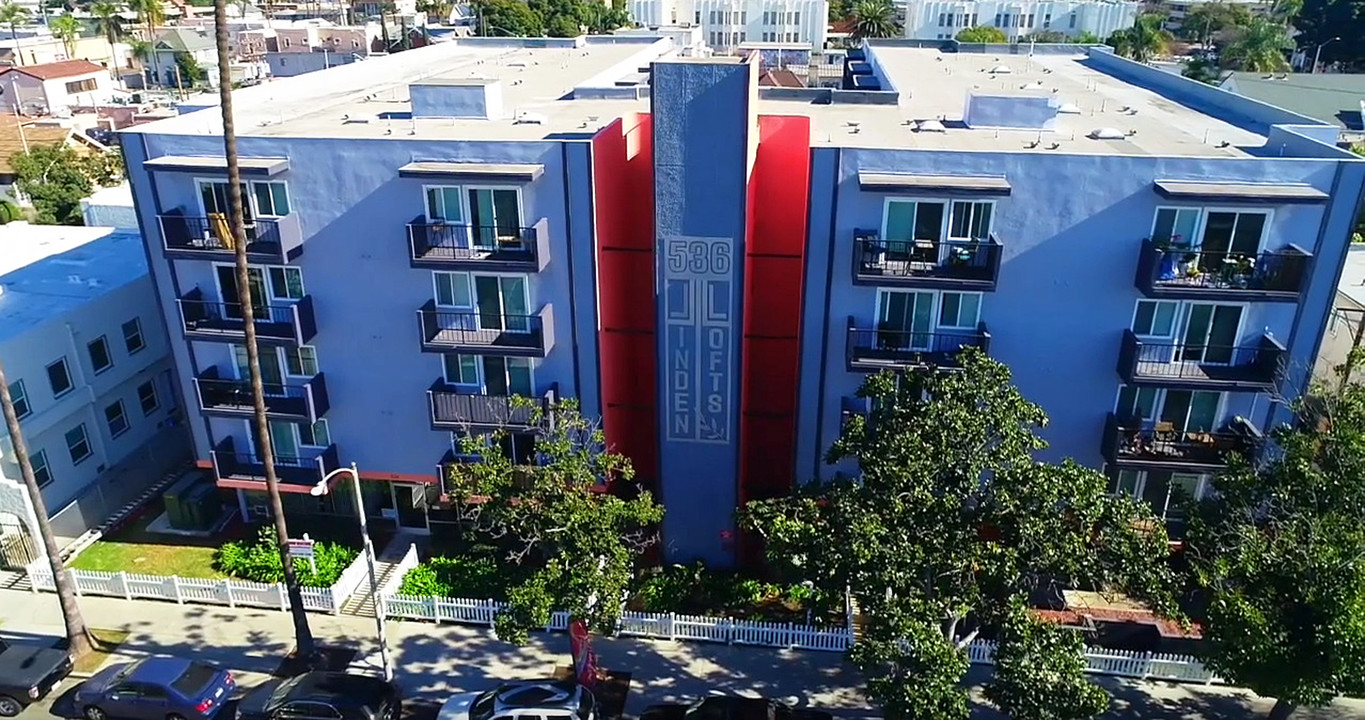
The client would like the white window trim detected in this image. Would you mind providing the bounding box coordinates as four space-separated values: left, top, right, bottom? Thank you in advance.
422 184 525 229
66 424 92 464
9 380 30 419
432 271 532 320
105 400 129 439
1114 469 1211 518
137 380 160 416
880 197 996 245
1129 299 1251 356
874 289 984 334
123 317 145 354
30 449 51 487
88 336 113 375
442 354 537 396
210 262 305 306
1150 205 1273 254
195 178 291 219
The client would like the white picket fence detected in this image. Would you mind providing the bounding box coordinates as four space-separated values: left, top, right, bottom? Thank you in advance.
27 550 370 614
966 640 1222 684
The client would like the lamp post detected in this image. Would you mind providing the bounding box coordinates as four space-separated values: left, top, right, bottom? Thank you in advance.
311 463 393 681
1312 37 1339 74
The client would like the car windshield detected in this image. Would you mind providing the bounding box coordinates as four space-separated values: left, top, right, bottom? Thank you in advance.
469 691 497 720
170 663 219 696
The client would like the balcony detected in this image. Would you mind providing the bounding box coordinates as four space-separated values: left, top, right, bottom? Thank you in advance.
416 301 554 357
407 216 549 272
195 366 330 423
1101 413 1263 472
210 437 340 489
1117 330 1285 392
1134 241 1311 302
845 316 991 372
852 231 1002 290
427 381 557 430
159 209 304 264
176 288 317 346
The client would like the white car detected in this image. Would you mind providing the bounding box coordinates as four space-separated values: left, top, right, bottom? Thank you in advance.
439 681 597 720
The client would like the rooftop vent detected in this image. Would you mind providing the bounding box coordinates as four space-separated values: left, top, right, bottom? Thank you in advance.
1057 102 1081 114
1089 127 1125 140
989 65 1011 74
514 111 546 125
916 119 946 132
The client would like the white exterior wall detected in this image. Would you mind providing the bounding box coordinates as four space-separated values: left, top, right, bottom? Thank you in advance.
628 0 828 51
902 0 1137 40
39 70 115 111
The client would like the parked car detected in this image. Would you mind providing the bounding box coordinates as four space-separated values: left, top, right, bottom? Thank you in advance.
438 680 595 720
236 672 399 720
75 656 236 720
0 636 73 716
640 696 833 720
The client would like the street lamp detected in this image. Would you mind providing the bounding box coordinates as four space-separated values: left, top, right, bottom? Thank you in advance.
311 463 393 681
1312 37 1339 74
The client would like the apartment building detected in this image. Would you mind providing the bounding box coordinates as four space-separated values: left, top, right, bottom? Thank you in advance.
121 37 1365 566
627 0 828 51
901 0 1137 41
0 225 179 563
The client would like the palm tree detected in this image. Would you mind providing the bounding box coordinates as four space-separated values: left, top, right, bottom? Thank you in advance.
1221 17 1293 72
0 363 95 659
128 0 163 84
849 0 897 40
90 1 125 73
1108 13 1171 63
0 2 29 66
49 14 80 59
212 0 317 659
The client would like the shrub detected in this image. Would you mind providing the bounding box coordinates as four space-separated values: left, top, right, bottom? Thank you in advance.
397 553 512 598
213 527 358 586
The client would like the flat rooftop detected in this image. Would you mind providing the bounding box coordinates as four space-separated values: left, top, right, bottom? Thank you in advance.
131 38 1296 158
0 224 147 346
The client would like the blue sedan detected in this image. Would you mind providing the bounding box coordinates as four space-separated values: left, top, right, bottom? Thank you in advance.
75 657 236 720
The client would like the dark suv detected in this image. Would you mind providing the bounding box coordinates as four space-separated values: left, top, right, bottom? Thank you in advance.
0 636 73 716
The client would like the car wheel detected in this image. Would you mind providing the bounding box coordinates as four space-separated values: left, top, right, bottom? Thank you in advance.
0 695 23 717
84 705 108 720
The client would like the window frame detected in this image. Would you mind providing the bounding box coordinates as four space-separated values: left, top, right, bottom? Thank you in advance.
87 335 113 375
137 380 160 416
65 423 92 465
1130 299 1180 339
104 399 129 439
122 317 145 354
29 449 51 487
8 379 30 420
46 358 72 398
1150 206 1272 254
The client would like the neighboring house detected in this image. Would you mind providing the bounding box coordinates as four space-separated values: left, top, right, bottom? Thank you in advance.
150 27 220 88
1219 71 1365 145
0 115 87 200
1161 0 1272 33
121 37 1364 566
0 224 179 565
1316 245 1365 386
627 0 829 51
0 60 117 115
0 34 134 71
901 0 1138 41
266 50 362 77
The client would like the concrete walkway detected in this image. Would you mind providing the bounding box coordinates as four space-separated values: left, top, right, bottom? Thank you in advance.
2 589 1362 720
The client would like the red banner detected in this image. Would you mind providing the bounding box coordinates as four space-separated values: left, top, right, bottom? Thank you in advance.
569 620 598 688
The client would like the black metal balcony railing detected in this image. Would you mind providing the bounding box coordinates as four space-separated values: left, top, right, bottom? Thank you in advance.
417 300 553 356
1102 413 1262 470
1117 330 1285 391
159 209 304 263
211 436 340 487
1135 240 1311 302
428 381 557 430
853 233 1002 290
177 288 317 345
195 366 329 422
408 216 548 270
846 316 991 371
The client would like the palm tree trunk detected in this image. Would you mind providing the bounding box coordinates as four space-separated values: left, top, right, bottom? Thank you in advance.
214 0 315 658
0 363 94 658
146 19 158 86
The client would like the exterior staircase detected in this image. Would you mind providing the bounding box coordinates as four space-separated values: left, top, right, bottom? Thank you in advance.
340 532 422 618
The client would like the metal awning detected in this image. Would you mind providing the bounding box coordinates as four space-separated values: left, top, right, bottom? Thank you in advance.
143 155 290 177
399 161 545 182
858 171 1011 195
1154 180 1329 203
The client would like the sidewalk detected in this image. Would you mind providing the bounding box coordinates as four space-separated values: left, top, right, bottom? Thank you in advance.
3 589 1363 720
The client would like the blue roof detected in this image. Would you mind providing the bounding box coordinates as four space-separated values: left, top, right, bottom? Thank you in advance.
0 224 148 347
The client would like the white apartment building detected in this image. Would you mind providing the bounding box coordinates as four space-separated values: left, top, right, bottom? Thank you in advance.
0 225 181 565
902 0 1137 41
628 0 828 51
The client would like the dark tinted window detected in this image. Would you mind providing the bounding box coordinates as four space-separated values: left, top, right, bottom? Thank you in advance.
469 692 497 720
170 663 218 696
139 684 169 700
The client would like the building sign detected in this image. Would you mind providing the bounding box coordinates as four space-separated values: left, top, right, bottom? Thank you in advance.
663 235 734 444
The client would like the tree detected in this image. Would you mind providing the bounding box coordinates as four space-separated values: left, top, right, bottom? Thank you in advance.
1294 0 1364 71
174 50 201 87
955 25 1008 43
985 604 1110 720
444 401 664 644
1179 1 1252 46
1072 30 1101 44
0 2 29 66
828 0 853 22
1182 55 1222 84
473 0 543 36
90 1 126 73
742 353 1177 720
1220 17 1293 72
0 364 96 659
1021 29 1066 43
544 13 579 37
1106 13 1172 62
213 0 317 660
850 0 898 40
582 2 629 34
11 144 122 224
128 0 164 83
1183 366 1365 720
49 14 80 59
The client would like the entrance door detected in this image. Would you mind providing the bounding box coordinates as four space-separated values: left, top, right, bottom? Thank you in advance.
474 276 529 332
391 484 430 532
217 265 268 320
467 188 522 249
1179 304 1241 365
877 290 934 350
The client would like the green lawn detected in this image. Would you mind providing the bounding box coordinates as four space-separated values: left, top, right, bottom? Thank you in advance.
69 510 232 579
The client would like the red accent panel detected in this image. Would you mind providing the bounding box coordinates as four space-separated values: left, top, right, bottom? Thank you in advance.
592 114 659 499
738 115 811 565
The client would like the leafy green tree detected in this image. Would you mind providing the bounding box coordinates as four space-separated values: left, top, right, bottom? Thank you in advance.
0 2 30 66
1106 13 1172 62
1072 30 1101 44
1295 0 1364 71
742 352 1176 720
1182 55 1222 84
127 0 164 81
956 25 1008 43
828 0 853 22
545 13 580 37
1220 16 1293 72
582 2 629 33
174 50 201 86
445 400 664 644
985 604 1109 720
11 144 122 224
850 0 898 39
1179 1 1252 45
49 14 80 58
1184 366 1365 720
473 0 543 36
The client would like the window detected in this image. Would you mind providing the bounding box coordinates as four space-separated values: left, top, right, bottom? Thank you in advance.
1116 385 1159 422
883 199 946 243
65 424 91 464
122 318 145 354
434 271 473 308
137 380 159 416
268 267 304 300
1069 13 1076 28
104 400 129 438
483 356 534 396
29 449 51 487
282 347 319 377
64 78 97 93
948 201 993 240
46 358 72 398
694 10 700 23
444 354 480 385
1026 13 1034 26
1043 13 1051 27
87 336 112 375
1116 387 1223 433
8 380 29 419
252 181 291 216
1152 207 1200 246
300 419 330 448
938 292 982 329
1132 300 1179 338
